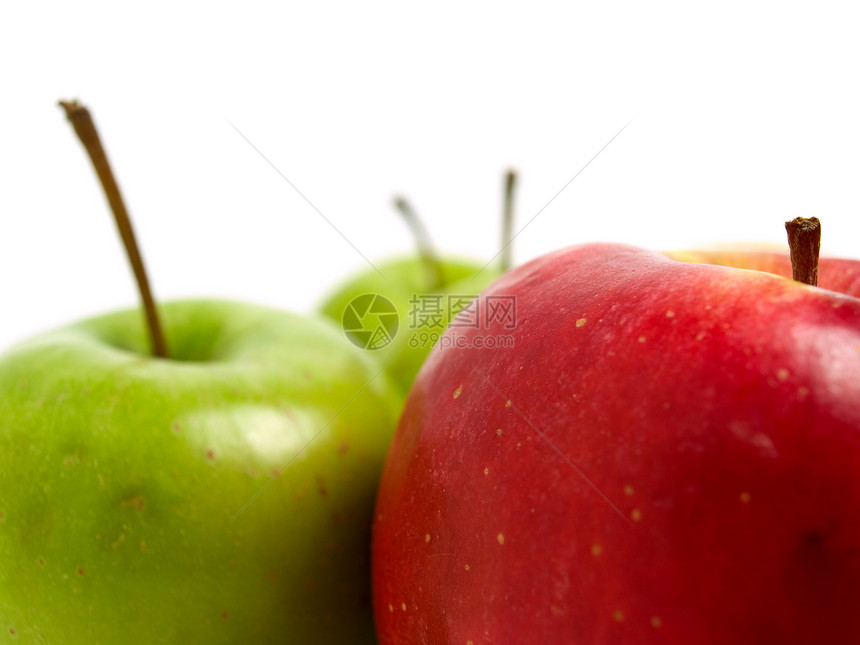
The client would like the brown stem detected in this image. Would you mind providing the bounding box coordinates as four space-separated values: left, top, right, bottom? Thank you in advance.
500 169 517 272
59 100 169 358
392 195 444 290
784 216 821 287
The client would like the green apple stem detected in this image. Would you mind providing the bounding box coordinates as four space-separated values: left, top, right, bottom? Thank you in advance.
500 169 518 273
392 196 444 291
59 100 169 359
785 216 821 287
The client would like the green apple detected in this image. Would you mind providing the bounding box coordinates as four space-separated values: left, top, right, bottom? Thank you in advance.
0 99 400 643
0 298 401 643
319 174 518 395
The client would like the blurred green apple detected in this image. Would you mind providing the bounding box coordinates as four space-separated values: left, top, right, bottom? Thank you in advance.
319 254 492 395
319 173 518 395
0 298 400 643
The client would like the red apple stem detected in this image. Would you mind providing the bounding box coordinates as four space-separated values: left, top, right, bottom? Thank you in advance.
784 216 821 287
59 100 169 358
392 195 444 290
500 169 517 273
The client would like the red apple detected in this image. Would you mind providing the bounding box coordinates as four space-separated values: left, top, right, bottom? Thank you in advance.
372 242 860 644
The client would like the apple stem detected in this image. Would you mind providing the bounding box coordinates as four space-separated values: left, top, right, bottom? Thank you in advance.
392 196 444 290
59 100 169 359
500 169 517 273
785 216 821 287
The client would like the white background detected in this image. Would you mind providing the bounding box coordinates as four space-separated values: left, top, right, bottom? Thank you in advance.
2 2 859 349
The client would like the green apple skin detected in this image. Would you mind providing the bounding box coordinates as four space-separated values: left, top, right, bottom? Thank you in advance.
319 255 499 395
373 244 860 644
666 249 860 296
0 299 400 643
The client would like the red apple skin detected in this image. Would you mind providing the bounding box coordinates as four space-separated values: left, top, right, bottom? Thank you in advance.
666 249 860 296
372 243 860 644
